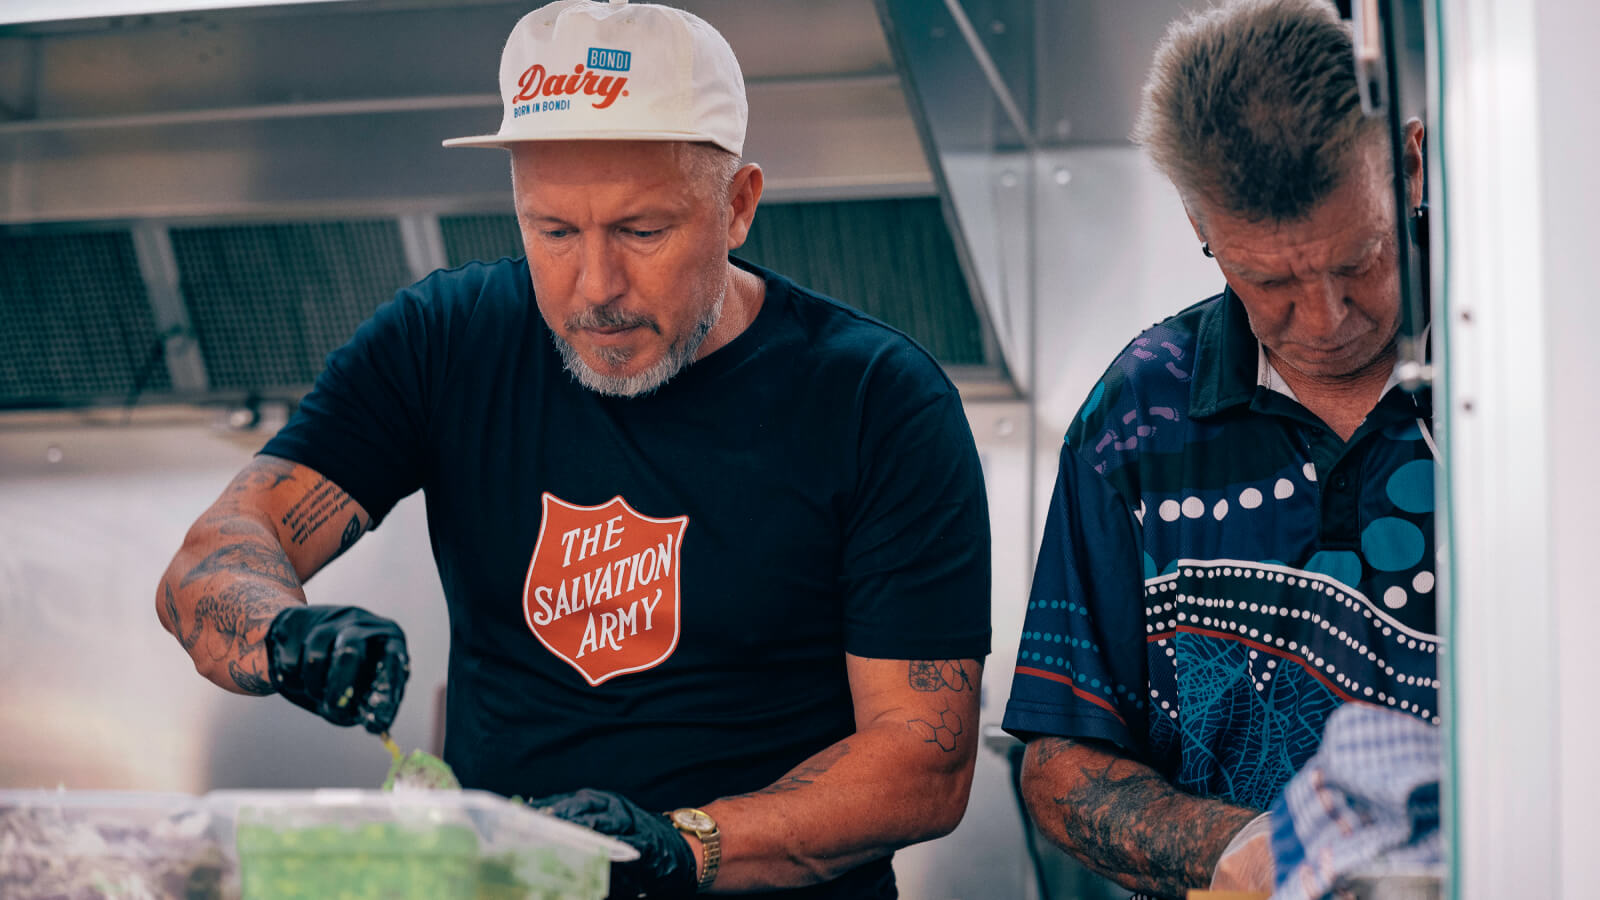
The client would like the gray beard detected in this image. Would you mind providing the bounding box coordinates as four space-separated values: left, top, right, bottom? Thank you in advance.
550 294 725 398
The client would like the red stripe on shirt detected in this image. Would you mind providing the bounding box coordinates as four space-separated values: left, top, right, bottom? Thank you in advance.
1147 625 1358 703
1014 665 1127 725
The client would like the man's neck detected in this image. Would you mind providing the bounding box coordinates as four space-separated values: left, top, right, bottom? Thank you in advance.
695 263 767 362
1269 348 1396 442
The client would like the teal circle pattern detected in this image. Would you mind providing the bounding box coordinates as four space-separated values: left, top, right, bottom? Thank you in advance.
1386 459 1435 513
1362 517 1426 571
1305 550 1363 588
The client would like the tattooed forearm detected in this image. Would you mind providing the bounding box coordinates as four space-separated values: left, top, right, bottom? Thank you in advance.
179 541 299 591
732 743 852 798
164 581 204 651
906 703 964 752
1028 739 1257 898
908 659 977 693
228 659 273 695
192 581 289 661
1030 736 1073 766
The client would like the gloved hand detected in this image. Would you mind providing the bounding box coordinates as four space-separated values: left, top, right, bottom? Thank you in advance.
532 788 697 899
1210 811 1275 892
265 605 409 734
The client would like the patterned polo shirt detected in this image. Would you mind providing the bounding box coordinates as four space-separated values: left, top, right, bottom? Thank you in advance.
1003 288 1440 810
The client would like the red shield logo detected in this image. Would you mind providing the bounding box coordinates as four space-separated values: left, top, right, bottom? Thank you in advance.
523 493 688 686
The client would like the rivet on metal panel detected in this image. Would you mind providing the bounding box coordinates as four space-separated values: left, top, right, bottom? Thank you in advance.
990 20 1007 35
1460 309 1473 323
1054 119 1072 140
45 444 64 464
1053 168 1072 186
999 171 1019 188
931 26 947 39
1462 399 1475 413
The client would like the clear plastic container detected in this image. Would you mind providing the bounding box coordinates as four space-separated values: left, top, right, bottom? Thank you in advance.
208 789 638 900
0 789 230 899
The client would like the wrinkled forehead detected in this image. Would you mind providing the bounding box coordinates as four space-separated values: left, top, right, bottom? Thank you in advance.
509 142 706 222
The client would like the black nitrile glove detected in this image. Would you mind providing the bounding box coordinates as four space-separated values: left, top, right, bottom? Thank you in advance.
265 605 409 734
533 788 697 899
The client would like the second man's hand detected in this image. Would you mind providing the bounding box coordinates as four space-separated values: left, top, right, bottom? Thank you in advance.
266 604 410 734
534 788 699 898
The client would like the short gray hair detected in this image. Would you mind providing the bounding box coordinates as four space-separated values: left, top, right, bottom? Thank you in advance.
681 142 743 207
1132 0 1382 222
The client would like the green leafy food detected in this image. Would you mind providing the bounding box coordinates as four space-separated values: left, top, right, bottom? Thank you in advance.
380 748 461 792
235 820 600 899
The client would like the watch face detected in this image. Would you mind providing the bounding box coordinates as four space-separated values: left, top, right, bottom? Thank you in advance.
672 808 715 832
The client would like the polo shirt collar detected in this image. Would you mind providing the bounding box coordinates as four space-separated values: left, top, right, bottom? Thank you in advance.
1189 287 1261 418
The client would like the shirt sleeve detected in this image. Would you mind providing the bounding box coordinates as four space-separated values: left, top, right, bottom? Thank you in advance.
260 285 440 526
1003 439 1152 758
837 350 992 662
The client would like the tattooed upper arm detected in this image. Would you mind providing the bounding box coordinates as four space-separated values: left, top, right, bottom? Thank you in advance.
213 455 373 581
908 659 977 693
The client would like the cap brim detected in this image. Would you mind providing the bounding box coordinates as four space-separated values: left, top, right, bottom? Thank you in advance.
443 129 736 152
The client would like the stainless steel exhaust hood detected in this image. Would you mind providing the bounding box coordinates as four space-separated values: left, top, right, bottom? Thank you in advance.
0 0 1008 410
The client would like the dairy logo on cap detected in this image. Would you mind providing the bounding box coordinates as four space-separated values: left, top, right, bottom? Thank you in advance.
511 48 632 118
443 0 748 156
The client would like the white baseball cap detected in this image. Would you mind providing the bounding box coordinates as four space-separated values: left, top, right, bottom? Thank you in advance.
443 0 747 155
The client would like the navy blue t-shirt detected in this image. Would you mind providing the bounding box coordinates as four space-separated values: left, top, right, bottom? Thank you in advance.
263 255 991 898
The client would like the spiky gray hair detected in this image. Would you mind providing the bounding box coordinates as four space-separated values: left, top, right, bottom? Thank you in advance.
1132 0 1383 222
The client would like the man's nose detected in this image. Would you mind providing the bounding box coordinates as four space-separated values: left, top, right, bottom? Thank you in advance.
1294 276 1349 336
575 235 626 305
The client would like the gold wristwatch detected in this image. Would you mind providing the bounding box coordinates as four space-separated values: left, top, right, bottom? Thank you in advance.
668 807 720 892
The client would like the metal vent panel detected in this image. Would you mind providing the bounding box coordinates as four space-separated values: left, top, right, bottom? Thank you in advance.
440 215 526 272
440 198 985 366
171 221 412 391
741 198 985 365
0 230 169 406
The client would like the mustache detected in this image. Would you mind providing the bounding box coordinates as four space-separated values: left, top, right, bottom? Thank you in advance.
565 304 661 334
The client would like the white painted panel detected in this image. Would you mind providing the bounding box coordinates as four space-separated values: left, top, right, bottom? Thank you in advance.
1536 0 1600 895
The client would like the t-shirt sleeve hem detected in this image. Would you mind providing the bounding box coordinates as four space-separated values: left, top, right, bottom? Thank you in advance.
256 439 400 528
1001 698 1135 754
844 628 991 661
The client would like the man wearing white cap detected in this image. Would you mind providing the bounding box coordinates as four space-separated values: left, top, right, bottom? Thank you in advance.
155 1 991 897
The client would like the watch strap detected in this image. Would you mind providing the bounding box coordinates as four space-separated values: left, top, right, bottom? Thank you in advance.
669 807 720 893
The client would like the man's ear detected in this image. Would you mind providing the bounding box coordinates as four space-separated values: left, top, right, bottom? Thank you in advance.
726 163 764 251
1182 199 1207 245
1403 118 1426 210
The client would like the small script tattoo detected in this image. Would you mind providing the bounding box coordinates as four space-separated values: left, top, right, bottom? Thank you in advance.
908 659 976 693
906 702 964 753
736 742 851 797
281 477 355 548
